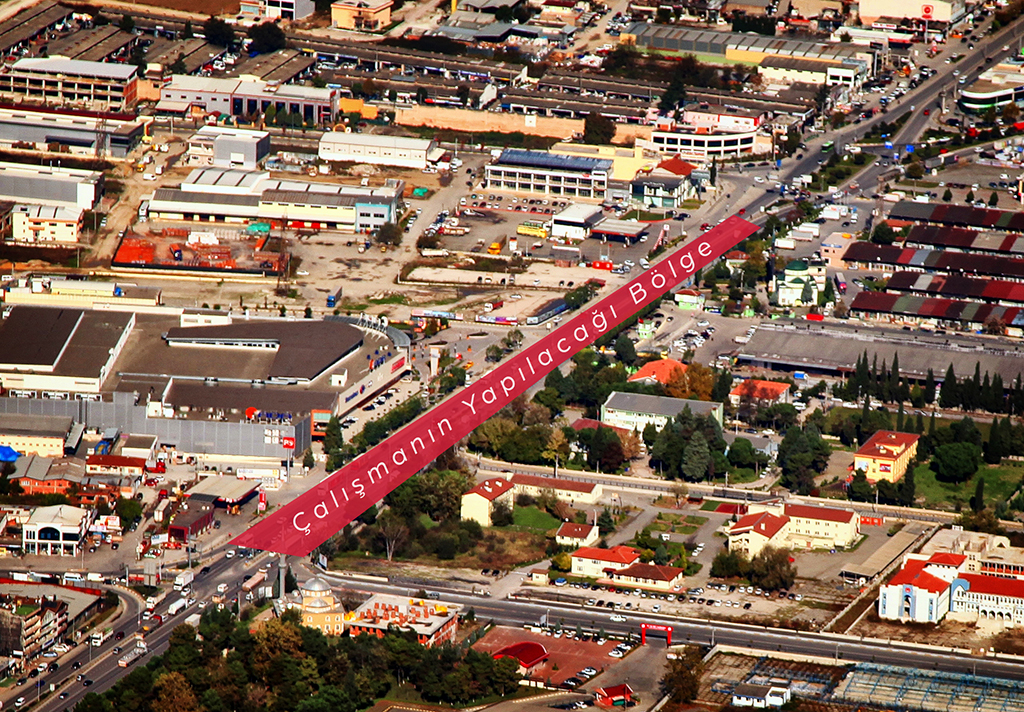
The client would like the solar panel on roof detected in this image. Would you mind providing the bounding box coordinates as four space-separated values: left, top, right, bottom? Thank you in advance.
498 148 612 172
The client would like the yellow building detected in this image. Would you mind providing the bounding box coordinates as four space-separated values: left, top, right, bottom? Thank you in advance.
854 430 919 483
728 503 860 557
331 0 393 31
609 562 686 592
549 142 659 182
508 473 602 506
555 522 599 548
296 576 346 635
460 477 514 527
0 414 73 458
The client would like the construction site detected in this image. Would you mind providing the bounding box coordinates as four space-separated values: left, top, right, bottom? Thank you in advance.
111 223 290 278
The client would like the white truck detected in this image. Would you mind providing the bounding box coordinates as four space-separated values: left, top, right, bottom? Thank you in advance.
167 598 189 616
184 613 202 629
173 571 194 592
90 627 113 647
118 641 148 668
145 591 167 610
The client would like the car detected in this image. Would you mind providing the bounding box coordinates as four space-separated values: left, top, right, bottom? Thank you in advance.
15 697 25 708
652 604 661 612
83 679 94 687
111 542 119 550
609 649 625 658
743 602 752 609
610 613 626 622
115 631 125 641
60 692 70 700
581 667 597 677
71 661 82 670
563 677 582 688
923 109 930 116
113 646 122 653
200 566 212 575
225 549 235 559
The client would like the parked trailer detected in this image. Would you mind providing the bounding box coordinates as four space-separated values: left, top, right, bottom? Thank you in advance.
118 643 148 668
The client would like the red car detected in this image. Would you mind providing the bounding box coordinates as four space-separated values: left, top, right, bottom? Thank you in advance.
738 208 746 215
924 109 930 116
700 223 711 231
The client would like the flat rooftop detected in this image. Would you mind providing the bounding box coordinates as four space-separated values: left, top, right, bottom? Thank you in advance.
737 322 1024 383
2 583 100 620
186 475 259 504
0 306 82 369
0 413 72 438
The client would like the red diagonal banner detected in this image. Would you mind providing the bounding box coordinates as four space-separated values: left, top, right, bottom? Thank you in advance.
233 216 757 556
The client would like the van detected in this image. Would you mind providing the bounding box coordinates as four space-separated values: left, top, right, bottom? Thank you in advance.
64 572 84 582
217 583 229 594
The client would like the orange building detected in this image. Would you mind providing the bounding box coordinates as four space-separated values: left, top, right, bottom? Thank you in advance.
729 379 792 408
627 358 687 386
346 593 461 647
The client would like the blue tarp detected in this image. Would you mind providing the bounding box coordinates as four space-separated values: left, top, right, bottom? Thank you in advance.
0 445 21 462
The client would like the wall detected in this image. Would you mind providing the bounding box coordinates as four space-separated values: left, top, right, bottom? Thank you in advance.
393 105 651 144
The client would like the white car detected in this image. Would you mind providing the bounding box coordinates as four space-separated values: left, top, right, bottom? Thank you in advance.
610 613 626 622
753 176 765 183
143 173 157 181
697 319 710 328
623 259 635 267
652 604 661 612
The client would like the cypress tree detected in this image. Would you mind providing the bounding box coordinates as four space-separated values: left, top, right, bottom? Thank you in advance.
879 359 890 403
924 368 937 405
890 352 902 403
896 402 905 432
914 411 925 434
992 373 1005 413
940 364 959 409
981 373 993 413
985 416 1004 464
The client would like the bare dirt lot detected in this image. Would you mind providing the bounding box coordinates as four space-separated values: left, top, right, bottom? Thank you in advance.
852 611 991 650
117 0 240 14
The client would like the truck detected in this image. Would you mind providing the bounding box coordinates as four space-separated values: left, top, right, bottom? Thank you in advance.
184 613 202 629
167 598 188 616
487 236 506 255
483 300 503 313
516 220 548 239
326 286 343 308
170 244 183 261
90 627 113 647
145 591 168 610
173 571 194 591
242 570 266 595
117 641 148 668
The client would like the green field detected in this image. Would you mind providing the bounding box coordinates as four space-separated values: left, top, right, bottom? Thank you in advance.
913 461 1024 510
700 499 728 511
511 506 560 532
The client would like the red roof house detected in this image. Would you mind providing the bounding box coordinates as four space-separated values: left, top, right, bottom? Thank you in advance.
493 641 549 672
729 379 792 407
570 545 641 576
627 358 687 386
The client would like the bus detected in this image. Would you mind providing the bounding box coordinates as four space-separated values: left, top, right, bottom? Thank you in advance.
516 220 548 239
834 272 847 294
822 141 835 153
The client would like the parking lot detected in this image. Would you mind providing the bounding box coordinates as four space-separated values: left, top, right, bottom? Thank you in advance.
473 625 629 687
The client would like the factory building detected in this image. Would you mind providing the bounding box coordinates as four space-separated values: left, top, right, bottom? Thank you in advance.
0 162 103 211
0 58 138 112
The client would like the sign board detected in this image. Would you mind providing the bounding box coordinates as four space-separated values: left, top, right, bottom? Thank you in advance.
258 489 267 512
281 436 295 450
151 533 169 546
884 141 893 149
906 144 915 154
921 3 933 19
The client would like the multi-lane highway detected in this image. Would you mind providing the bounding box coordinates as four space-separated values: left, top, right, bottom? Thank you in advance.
317 572 1024 682
6 551 271 712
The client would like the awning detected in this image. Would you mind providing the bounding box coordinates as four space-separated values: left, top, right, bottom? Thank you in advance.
154 99 192 114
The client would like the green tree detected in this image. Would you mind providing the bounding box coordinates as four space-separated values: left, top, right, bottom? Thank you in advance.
302 448 315 469
182 19 194 39
681 431 710 482
551 552 572 571
118 14 135 32
583 112 616 144
966 189 975 204
654 544 669 565
990 191 1000 206
871 221 896 245
597 508 615 533
247 21 287 53
485 344 505 363
942 187 953 202
115 497 142 523
376 222 402 246
848 469 874 502
727 437 757 469
905 161 925 179
940 364 959 409
710 549 750 578
799 279 814 304
932 442 982 483
614 333 637 365
660 648 704 704
971 477 986 512
169 52 187 74
748 545 796 591
203 16 235 47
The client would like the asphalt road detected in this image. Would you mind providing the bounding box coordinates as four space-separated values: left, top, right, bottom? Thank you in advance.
10 551 270 712
317 572 1024 682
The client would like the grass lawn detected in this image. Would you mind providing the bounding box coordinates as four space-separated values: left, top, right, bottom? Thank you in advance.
700 499 728 511
913 461 1024 510
417 513 438 530
511 506 560 532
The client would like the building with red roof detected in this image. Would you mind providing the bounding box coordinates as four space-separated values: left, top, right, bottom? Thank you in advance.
570 545 641 577
492 641 549 673
595 683 636 707
555 521 599 548
627 358 687 386
508 472 602 505
460 477 514 527
609 562 686 591
728 502 861 557
728 379 792 408
854 430 920 483
728 511 790 557
570 418 630 440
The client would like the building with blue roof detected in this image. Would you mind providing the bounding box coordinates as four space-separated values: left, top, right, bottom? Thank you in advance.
484 149 613 200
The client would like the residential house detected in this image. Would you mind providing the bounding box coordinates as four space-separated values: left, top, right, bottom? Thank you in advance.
460 478 515 527
728 380 792 408
608 562 686 591
555 522 599 548
627 358 686 387
854 430 920 484
570 545 641 577
330 0 393 30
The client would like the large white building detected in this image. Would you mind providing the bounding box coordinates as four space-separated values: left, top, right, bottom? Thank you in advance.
879 545 1024 628
0 162 102 211
858 0 965 23
485 149 611 200
318 132 439 170
600 391 724 431
22 504 93 556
